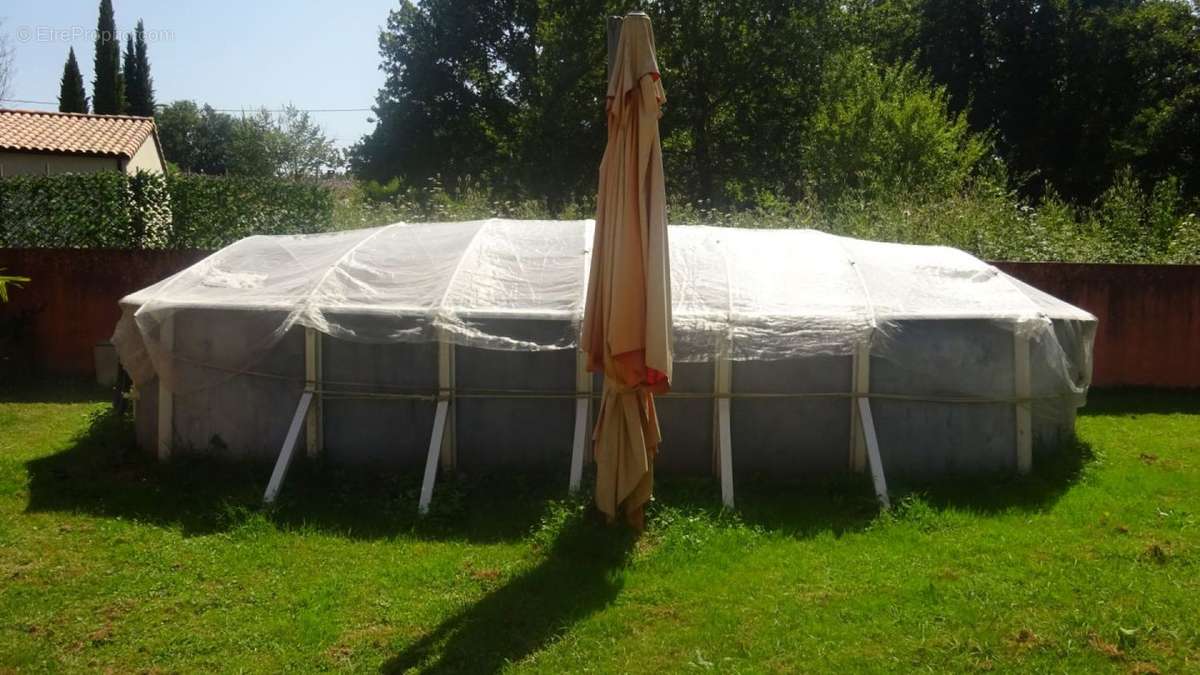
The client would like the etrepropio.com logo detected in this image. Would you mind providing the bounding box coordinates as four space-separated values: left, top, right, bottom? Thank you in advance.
13 25 175 44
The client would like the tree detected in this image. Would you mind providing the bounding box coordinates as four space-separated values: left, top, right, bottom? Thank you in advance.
123 20 156 116
191 105 236 174
58 48 89 113
872 0 1200 203
136 20 156 115
508 0 611 207
92 0 125 114
802 49 989 201
156 101 237 174
351 0 542 189
156 100 203 170
230 106 342 178
649 0 849 203
1105 1 1200 199
158 100 340 177
353 0 852 205
272 105 341 178
122 34 140 115
348 0 1200 207
0 19 14 102
228 109 281 177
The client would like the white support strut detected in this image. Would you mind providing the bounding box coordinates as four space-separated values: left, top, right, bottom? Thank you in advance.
850 342 870 472
419 335 455 515
568 350 591 493
718 395 734 508
714 356 734 508
438 334 456 471
857 397 890 510
263 392 314 504
305 327 323 458
1014 332 1033 474
419 399 450 515
156 315 174 462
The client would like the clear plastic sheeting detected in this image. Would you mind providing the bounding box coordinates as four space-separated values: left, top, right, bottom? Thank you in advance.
112 219 1096 401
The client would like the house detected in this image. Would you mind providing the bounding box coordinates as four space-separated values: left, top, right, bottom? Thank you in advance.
0 108 166 177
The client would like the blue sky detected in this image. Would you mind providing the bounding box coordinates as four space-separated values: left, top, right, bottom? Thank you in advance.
2 0 398 148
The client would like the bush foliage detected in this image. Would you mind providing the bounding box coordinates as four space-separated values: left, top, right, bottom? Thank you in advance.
0 172 170 248
801 50 989 202
1 170 1195 264
166 173 334 248
0 172 333 250
345 175 1198 265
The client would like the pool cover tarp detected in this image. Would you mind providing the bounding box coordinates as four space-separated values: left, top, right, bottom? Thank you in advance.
112 219 1096 403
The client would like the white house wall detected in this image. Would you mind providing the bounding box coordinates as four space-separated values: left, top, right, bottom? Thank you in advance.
124 136 165 174
0 151 119 176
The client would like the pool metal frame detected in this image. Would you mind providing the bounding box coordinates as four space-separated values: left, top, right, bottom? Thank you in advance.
153 322 1038 516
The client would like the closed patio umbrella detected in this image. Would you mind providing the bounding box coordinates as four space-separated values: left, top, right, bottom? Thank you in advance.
581 13 673 530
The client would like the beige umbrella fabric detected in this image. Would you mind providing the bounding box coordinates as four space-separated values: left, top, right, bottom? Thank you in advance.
581 13 673 529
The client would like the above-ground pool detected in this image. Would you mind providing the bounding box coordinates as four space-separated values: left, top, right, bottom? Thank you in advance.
113 220 1096 508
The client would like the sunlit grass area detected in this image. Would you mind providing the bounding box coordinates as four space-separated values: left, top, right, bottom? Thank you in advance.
1 381 1196 672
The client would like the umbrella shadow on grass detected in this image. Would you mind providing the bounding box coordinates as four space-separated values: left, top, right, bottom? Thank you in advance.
651 475 882 540
381 512 635 674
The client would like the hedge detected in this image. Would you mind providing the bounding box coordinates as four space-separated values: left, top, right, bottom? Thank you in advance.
167 174 335 248
0 171 334 249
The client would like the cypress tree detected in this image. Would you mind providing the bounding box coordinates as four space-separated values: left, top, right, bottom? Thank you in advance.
91 0 124 114
58 48 89 113
129 20 156 116
122 33 140 114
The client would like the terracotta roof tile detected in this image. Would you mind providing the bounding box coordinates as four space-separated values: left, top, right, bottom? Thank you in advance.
0 108 157 158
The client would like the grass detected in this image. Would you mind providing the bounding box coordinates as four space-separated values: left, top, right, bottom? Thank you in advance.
0 381 1197 673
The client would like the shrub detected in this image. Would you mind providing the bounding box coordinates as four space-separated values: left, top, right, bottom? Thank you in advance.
332 177 557 231
668 174 1199 264
1084 168 1198 263
802 49 990 202
0 171 169 248
165 174 334 248
126 171 173 248
0 172 333 249
2 169 1196 265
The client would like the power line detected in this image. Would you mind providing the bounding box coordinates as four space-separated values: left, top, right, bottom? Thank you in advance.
210 107 372 113
0 97 371 113
0 98 56 106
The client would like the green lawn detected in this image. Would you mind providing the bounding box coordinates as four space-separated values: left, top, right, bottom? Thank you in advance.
1 382 1196 673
